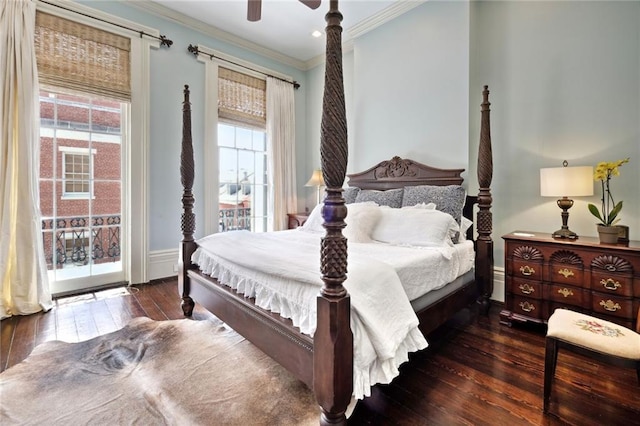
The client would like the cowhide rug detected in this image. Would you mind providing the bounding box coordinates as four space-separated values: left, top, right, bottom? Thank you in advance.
0 317 319 425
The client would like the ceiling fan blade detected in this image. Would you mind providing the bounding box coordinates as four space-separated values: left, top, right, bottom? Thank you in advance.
248 0 261 22
299 0 321 10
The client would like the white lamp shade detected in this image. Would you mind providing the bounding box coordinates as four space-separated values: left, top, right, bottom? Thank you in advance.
540 166 594 197
305 169 325 187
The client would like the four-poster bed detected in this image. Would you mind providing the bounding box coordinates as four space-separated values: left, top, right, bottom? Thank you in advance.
177 2 493 424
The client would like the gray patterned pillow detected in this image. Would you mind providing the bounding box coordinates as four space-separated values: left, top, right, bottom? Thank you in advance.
343 187 360 204
402 185 466 242
354 188 404 208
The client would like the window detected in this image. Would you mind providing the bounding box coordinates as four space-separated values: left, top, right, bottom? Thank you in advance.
218 67 268 233
59 147 96 199
218 124 268 232
40 88 124 291
64 152 90 196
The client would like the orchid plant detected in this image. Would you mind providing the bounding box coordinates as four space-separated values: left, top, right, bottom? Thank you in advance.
588 157 630 226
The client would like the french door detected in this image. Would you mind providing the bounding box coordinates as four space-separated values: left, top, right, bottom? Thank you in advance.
39 89 127 295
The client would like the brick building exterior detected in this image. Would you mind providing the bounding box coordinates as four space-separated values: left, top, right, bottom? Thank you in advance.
39 91 122 269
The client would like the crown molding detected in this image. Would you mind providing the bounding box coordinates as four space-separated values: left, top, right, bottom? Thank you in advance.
346 0 427 39
122 0 307 70
303 1 425 70
120 0 423 72
38 0 160 38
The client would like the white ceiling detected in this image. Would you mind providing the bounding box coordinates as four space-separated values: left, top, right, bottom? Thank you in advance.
138 0 424 67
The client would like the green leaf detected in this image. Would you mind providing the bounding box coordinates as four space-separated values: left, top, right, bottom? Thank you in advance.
588 203 604 223
607 201 623 225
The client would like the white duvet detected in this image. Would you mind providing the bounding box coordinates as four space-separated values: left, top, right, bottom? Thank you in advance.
192 229 439 400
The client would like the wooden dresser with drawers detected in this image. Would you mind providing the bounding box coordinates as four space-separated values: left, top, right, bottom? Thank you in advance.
501 231 640 330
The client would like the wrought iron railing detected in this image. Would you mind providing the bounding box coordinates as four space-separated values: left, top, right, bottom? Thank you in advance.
219 207 251 232
41 215 121 269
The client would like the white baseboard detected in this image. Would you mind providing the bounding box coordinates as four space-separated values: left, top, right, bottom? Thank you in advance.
149 248 179 281
491 267 505 303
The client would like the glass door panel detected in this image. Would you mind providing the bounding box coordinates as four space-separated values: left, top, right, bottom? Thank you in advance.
39 90 125 295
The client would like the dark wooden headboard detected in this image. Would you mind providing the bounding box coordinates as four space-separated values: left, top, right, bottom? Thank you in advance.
347 156 464 189
346 156 478 241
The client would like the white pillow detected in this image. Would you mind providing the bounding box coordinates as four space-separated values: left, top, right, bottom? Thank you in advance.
371 206 460 247
459 216 473 242
300 202 381 243
344 202 381 243
300 203 324 233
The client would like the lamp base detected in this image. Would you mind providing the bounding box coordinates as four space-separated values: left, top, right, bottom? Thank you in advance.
552 228 578 239
552 197 578 239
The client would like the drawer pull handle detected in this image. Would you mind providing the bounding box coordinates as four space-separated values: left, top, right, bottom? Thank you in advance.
600 278 621 291
557 288 574 298
558 268 574 278
599 300 621 312
519 301 535 313
519 283 535 295
519 265 535 276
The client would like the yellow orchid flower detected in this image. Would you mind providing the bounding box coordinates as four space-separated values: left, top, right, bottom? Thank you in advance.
588 157 630 226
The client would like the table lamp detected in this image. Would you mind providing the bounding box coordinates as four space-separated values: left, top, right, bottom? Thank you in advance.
305 169 325 205
540 161 593 239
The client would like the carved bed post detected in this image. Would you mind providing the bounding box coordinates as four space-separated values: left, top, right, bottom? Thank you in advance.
476 85 494 314
179 85 196 317
313 1 353 425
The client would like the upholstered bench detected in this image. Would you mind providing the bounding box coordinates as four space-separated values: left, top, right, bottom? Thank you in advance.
543 308 640 413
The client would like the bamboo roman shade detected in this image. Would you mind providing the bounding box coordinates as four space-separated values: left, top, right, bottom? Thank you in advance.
218 67 266 129
34 12 131 101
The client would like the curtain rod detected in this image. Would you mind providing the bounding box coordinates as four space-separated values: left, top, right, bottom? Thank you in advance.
38 0 173 48
188 44 300 90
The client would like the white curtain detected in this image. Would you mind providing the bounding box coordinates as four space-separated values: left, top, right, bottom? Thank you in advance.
0 0 53 319
266 77 297 231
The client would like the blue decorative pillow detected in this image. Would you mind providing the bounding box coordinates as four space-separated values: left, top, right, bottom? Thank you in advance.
402 185 466 242
354 188 404 208
343 186 360 204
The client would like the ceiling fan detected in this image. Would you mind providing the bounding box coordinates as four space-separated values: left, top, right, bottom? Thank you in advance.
247 0 322 22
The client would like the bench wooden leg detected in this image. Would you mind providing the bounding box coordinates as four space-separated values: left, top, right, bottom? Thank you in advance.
543 337 558 413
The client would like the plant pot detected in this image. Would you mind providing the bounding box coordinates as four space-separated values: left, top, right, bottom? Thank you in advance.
597 225 619 244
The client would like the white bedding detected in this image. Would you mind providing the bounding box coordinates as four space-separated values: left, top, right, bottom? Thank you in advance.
344 238 475 301
191 229 470 400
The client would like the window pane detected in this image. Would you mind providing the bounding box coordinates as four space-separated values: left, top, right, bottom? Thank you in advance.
218 123 235 147
219 147 238 185
254 153 266 185
236 127 252 150
238 150 254 183
252 130 266 151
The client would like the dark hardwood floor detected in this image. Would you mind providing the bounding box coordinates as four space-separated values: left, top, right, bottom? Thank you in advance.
2 278 638 425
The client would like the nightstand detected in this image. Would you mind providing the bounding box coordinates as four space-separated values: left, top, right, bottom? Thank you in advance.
501 231 640 330
287 212 310 229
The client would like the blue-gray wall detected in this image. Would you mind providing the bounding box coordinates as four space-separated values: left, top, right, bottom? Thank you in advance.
80 1 309 250
81 1 639 300
470 0 639 268
308 0 639 260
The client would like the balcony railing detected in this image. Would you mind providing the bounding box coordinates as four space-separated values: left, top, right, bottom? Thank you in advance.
219 207 251 232
41 215 120 270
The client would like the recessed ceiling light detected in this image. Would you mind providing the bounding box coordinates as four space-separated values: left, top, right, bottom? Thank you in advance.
311 30 322 38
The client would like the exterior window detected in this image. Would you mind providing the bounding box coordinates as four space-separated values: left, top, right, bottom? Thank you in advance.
59 147 96 199
64 152 90 196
